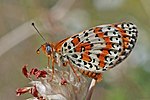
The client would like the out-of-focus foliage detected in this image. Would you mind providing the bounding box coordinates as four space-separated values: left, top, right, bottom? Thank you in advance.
0 0 150 100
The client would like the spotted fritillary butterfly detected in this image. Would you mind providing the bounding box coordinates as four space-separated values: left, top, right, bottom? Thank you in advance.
34 22 138 82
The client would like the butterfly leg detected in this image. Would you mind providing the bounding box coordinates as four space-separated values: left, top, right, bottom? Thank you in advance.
47 57 55 81
48 57 50 68
68 61 80 81
50 58 55 81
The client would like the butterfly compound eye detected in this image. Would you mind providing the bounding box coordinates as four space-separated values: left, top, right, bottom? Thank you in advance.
46 44 52 54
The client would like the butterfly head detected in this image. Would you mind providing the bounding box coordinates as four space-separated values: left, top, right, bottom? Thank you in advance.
36 42 54 57
31 23 54 57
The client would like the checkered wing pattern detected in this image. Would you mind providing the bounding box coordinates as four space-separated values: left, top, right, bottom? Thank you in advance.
61 22 138 73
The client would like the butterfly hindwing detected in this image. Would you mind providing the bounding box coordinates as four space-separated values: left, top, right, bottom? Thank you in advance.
61 22 138 73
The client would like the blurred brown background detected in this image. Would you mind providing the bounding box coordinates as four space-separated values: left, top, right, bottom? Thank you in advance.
0 0 150 100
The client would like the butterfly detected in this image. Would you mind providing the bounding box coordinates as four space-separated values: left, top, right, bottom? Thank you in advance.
32 22 138 82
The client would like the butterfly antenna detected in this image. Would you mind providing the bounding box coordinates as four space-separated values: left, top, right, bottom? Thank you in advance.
32 22 46 42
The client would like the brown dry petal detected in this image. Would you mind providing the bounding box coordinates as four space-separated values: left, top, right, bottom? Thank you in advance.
16 87 31 96
22 64 30 78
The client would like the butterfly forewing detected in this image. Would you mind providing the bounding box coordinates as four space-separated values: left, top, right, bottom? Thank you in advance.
61 22 138 73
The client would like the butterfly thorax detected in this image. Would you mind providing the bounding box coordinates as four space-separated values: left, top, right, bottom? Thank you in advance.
53 51 68 67
53 38 71 66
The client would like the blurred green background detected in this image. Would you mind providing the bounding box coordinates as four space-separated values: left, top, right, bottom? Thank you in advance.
0 0 150 100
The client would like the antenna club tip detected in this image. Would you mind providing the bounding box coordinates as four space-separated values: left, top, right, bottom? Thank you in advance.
32 23 46 42
31 22 35 26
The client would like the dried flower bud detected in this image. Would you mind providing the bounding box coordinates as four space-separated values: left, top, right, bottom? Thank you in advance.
16 65 88 100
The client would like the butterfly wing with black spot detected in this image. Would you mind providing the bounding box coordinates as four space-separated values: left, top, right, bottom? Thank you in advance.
61 22 138 73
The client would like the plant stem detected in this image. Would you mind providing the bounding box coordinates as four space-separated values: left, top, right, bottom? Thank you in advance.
86 79 97 100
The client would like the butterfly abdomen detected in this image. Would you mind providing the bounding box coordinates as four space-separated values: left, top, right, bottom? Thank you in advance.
78 68 102 82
